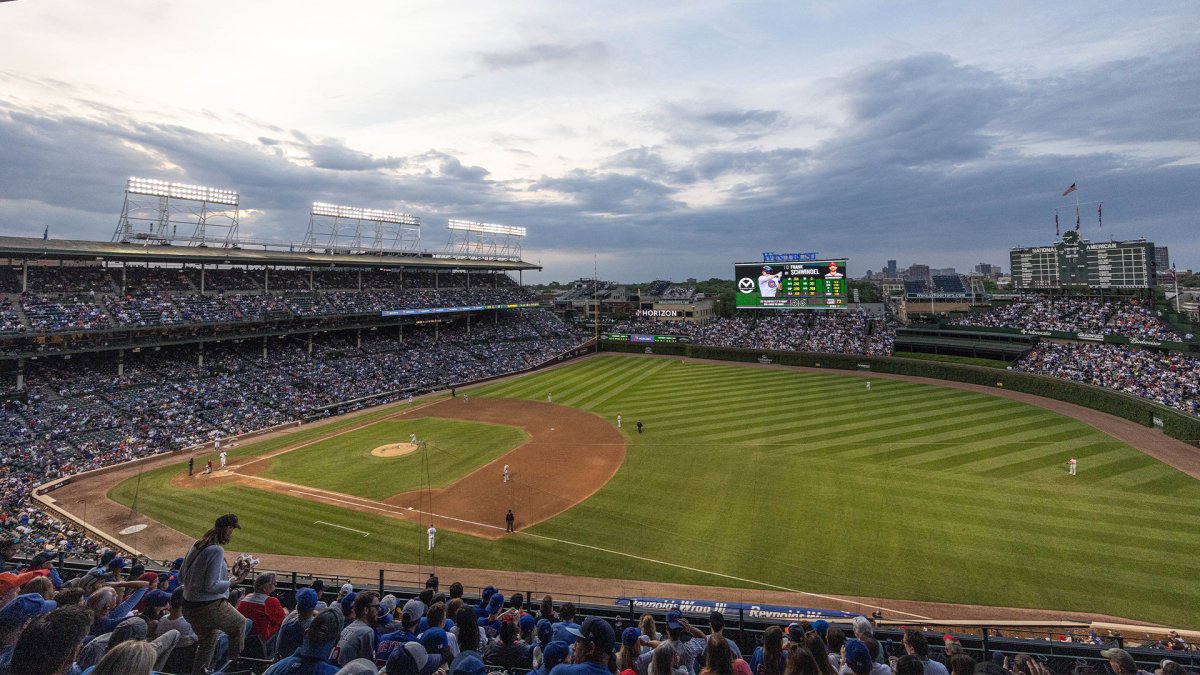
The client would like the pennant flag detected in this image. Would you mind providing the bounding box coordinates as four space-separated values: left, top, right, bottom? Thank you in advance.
1062 183 1077 196
42 225 48 240
1098 203 1102 229
1055 212 1060 236
1075 205 1080 231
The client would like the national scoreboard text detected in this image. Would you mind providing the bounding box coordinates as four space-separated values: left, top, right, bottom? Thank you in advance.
735 260 848 309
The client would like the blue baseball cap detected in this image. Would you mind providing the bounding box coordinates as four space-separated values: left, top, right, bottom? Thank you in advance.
537 618 553 644
420 627 448 652
296 587 318 611
0 593 56 628
543 641 571 670
844 639 872 675
519 613 536 631
666 609 684 630
142 589 171 609
486 593 504 612
451 654 486 675
622 626 642 647
340 592 358 616
388 641 443 675
567 616 616 652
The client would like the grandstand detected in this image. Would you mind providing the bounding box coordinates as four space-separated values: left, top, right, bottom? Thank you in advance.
3 233 1200 673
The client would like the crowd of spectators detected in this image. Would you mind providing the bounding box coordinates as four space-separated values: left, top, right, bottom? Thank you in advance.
4 287 538 333
0 310 589 566
1012 342 1200 415
609 313 894 357
0 546 1189 675
953 296 1183 341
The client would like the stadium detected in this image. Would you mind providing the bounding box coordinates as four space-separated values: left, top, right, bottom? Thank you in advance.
2 188 1199 674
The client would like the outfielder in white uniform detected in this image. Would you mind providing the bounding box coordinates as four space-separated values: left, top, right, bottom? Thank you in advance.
1069 457 1077 476
427 525 436 550
865 381 871 391
547 392 552 403
617 415 622 428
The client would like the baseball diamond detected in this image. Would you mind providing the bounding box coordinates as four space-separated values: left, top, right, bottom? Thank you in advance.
62 353 1200 628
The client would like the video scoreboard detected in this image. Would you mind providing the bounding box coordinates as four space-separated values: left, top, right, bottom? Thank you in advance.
1010 231 1156 290
735 259 848 309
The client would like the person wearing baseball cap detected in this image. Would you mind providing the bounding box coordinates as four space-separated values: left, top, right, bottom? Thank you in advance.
179 513 251 674
0 592 56 670
1100 647 1142 675
264 607 343 675
0 572 40 607
275 587 320 661
663 609 706 674
387 640 443 675
553 616 616 675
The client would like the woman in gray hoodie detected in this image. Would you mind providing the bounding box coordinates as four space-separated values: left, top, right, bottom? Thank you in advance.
178 513 251 675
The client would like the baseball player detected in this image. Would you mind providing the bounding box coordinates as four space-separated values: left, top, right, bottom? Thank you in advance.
503 464 510 482
427 524 436 550
757 265 783 298
866 381 871 391
1069 457 1077 476
410 433 417 444
219 450 227 468
547 392 552 403
617 414 622 428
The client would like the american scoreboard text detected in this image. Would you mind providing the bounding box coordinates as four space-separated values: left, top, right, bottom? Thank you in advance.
1009 231 1155 290
735 260 849 309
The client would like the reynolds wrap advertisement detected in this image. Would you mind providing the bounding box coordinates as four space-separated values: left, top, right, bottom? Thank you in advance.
615 597 858 620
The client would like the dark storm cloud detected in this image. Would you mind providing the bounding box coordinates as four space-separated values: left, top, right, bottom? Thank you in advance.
477 41 609 70
697 109 786 131
530 170 683 215
1006 43 1200 144
306 142 408 171
823 52 1010 168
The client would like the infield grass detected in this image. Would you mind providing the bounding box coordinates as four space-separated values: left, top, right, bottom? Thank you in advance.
111 354 1200 626
260 419 526 499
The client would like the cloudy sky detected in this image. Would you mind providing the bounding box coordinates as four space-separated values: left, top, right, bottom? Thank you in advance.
0 1 1196 281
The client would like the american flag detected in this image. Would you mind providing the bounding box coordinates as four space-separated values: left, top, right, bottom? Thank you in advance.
1062 183 1077 196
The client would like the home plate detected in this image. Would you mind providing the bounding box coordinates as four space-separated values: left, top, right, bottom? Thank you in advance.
120 524 149 535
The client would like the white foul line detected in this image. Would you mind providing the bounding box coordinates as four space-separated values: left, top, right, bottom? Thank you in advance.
314 520 370 537
283 489 930 620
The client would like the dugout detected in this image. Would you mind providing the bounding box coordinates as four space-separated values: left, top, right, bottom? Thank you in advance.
893 326 1037 361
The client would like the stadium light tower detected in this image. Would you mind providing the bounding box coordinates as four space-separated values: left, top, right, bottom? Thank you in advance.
444 219 526 260
112 177 241 247
302 202 421 254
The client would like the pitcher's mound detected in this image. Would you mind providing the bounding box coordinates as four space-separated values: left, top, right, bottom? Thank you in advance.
372 442 419 458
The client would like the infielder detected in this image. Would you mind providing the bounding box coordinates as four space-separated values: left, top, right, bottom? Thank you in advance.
503 464 510 482
427 525 436 550
410 433 417 444
617 414 622 428
547 392 553 403
219 450 227 468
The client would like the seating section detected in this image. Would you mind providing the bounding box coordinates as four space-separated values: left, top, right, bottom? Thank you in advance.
0 311 588 563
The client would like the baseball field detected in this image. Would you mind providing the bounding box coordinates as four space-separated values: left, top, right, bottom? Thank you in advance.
107 354 1200 626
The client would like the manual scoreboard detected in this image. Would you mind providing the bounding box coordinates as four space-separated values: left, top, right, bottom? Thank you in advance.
1010 231 1156 290
735 260 848 309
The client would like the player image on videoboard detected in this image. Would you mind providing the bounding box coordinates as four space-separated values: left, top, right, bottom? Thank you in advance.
735 260 848 309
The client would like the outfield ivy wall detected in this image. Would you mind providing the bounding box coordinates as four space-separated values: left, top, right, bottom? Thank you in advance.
599 341 1200 447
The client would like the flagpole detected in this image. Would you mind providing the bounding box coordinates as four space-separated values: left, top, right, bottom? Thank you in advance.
1174 265 1181 313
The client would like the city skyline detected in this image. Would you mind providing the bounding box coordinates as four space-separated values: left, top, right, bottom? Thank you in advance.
0 1 1196 281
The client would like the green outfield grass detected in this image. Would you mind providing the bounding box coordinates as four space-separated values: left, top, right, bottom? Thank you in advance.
111 354 1200 626
259 419 526 500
